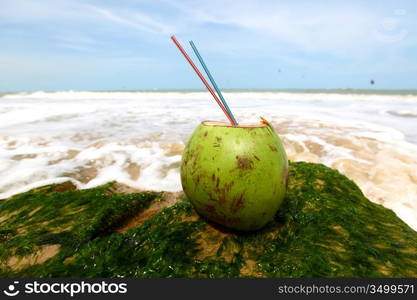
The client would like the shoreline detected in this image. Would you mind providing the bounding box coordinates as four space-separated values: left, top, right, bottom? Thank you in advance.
2 88 417 96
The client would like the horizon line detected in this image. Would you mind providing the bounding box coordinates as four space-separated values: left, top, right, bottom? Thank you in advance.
2 87 417 95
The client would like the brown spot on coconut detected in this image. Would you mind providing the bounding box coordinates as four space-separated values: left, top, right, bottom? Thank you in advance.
269 145 278 152
231 193 245 214
236 155 254 170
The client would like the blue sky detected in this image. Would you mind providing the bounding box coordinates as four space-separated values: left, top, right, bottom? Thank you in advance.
1 0 417 91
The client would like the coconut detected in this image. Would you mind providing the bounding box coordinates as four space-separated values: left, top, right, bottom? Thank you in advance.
181 119 288 231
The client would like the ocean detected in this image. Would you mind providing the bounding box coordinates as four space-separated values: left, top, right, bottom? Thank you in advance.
1 89 417 230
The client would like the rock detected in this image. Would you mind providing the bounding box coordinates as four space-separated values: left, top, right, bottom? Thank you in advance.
0 162 416 277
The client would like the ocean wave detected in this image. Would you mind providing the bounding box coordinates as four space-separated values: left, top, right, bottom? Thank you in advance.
387 110 417 118
2 90 417 102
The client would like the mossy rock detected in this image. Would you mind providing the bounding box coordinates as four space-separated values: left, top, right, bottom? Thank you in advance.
0 162 416 277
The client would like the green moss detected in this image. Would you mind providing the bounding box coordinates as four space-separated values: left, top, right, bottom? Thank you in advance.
1 162 416 277
0 182 160 277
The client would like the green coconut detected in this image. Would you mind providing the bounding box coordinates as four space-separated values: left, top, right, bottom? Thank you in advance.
180 119 288 231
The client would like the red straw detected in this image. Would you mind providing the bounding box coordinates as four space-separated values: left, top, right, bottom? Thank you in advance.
171 35 237 126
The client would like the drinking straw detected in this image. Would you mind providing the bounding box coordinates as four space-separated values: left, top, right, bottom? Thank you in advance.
189 40 238 125
170 35 237 126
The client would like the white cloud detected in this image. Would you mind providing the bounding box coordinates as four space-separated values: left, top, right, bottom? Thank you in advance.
0 0 174 34
0 0 175 52
169 0 417 57
2 0 415 57
0 0 94 23
86 5 174 35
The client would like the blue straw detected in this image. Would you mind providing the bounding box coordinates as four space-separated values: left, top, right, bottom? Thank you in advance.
189 40 238 125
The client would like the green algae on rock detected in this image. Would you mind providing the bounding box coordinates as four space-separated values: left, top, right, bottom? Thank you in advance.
1 162 417 277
